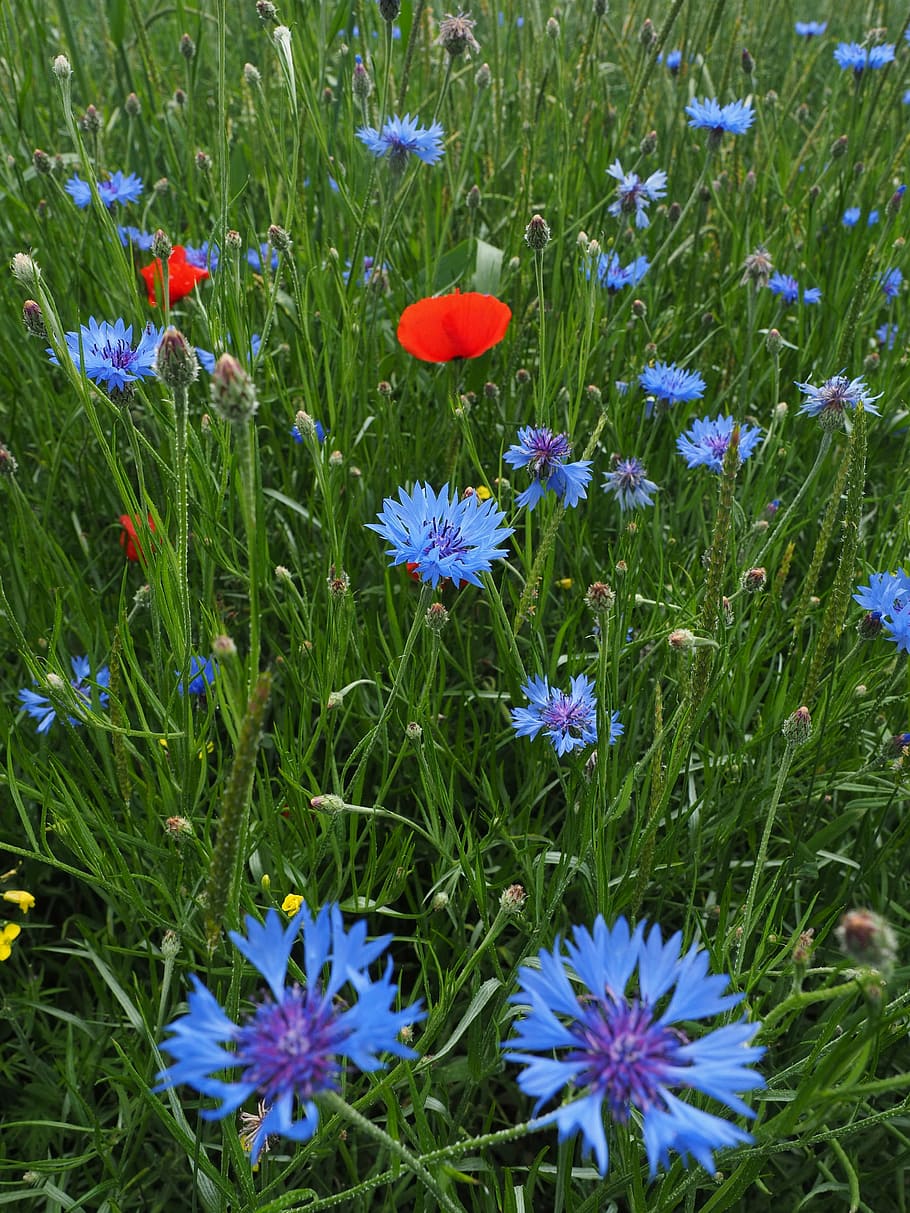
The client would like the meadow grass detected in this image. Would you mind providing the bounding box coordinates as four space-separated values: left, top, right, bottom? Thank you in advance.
1 1 909 1209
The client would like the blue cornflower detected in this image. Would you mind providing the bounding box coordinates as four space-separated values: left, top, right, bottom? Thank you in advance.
876 323 898 350
854 570 910 653
511 674 618 757
881 268 902 300
795 373 882 423
504 917 765 1177
639 361 706 408
503 426 592 511
685 97 754 141
18 656 110 734
196 334 262 375
48 317 163 393
155 904 423 1163
676 415 763 473
184 242 220 273
842 207 861 228
118 225 154 250
177 656 218 696
658 49 682 72
768 272 821 306
602 456 658 510
904 90 910 105
795 21 827 36
247 243 280 272
591 252 650 292
834 42 895 74
291 419 328 444
606 160 667 229
356 113 445 166
65 170 144 209
368 482 513 588
342 255 390 289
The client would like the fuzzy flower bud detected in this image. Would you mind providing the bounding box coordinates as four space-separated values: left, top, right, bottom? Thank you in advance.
585 581 615 613
244 62 262 88
766 328 782 355
524 213 551 250
668 628 696 650
836 909 898 974
33 148 52 175
52 54 72 80
831 134 848 160
155 327 200 388
210 353 259 423
179 32 196 60
405 721 423 742
226 229 242 251
782 705 812 747
151 228 173 261
256 0 278 23
425 602 449 633
639 129 657 156
546 16 560 38
11 252 40 288
500 883 526 913
125 91 141 116
267 223 292 253
475 61 491 88
22 299 46 339
352 54 373 100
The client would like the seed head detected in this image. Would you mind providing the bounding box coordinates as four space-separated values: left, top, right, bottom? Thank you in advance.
436 11 480 59
740 245 773 290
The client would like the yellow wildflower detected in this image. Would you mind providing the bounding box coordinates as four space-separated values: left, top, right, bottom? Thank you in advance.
556 578 573 590
474 484 492 501
0 922 21 961
3 890 35 913
281 893 304 915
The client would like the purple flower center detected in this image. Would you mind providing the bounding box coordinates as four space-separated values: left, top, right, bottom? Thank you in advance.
526 431 571 478
612 458 645 488
237 986 342 1102
426 518 469 560
94 337 136 369
570 996 684 1120
541 692 591 738
704 433 730 460
618 178 645 213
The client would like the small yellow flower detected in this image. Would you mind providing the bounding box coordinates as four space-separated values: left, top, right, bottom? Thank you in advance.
474 484 492 501
281 893 304 915
0 922 21 961
3 890 35 913
556 577 573 590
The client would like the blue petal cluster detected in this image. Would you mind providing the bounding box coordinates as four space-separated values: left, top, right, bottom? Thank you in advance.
177 656 219 696
356 113 445 166
795 373 882 421
658 49 682 71
834 42 895 73
795 21 827 37
880 268 902 300
685 97 754 137
247 243 280 272
593 252 650 292
504 917 765 1177
605 160 667 228
511 674 620 756
18 656 110 734
639 361 706 407
854 570 910 653
48 317 163 393
368 483 513 587
676 415 763 473
185 242 221 273
118 225 154 250
503 427 592 511
768 272 821 306
196 334 262 375
602 457 658 510
65 170 144 208
156 905 423 1163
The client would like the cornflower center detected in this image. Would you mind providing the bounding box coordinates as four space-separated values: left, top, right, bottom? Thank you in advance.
704 433 730 461
618 177 645 213
570 995 684 1120
818 377 852 412
526 430 571 478
95 337 135 368
613 458 644 489
541 692 590 738
236 986 342 1102
426 518 469 560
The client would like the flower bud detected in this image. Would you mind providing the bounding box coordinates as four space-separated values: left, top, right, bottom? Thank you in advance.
639 129 657 156
546 16 560 39
466 183 481 209
195 149 212 173
352 54 373 100
244 62 262 87
210 353 259 423
10 252 40 287
500 884 527 913
405 721 423 742
766 328 782 354
125 91 141 116
781 705 812 747
639 18 656 48
151 228 173 261
524 213 551 250
22 299 46 338
33 148 52 174
475 61 491 89
836 909 897 974
256 0 278 23
267 223 292 253
79 104 102 133
0 441 18 477
226 229 242 251
155 327 200 388
740 567 767 593
52 54 72 80
831 134 848 159
741 48 754 75
585 581 615 613
425 602 449 633
179 32 196 59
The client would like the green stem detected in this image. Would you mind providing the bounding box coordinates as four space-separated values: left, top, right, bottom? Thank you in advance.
235 423 261 691
751 432 832 571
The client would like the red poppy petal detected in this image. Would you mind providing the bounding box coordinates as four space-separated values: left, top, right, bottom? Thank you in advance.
139 247 209 306
397 290 511 362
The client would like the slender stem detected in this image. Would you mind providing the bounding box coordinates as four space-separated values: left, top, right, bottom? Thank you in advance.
173 384 192 660
235 422 260 692
321 1091 462 1213
751 432 832 570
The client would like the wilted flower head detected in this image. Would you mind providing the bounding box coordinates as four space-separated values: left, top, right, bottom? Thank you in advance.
436 11 480 58
740 245 773 289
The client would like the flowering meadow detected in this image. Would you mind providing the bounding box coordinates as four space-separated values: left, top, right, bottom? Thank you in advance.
3 1 910 1209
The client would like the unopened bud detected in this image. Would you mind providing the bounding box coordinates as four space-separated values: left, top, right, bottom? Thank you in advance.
639 129 657 156
431 891 449 911
33 148 52 174
475 61 491 89
836 909 897 974
500 883 527 913
244 62 262 87
466 183 481 209
179 32 196 60
831 134 848 159
0 442 18 477
740 567 766 593
585 581 615 612
195 149 212 173
210 353 258 423
352 54 372 100
888 185 906 217
766 328 782 354
425 602 449 633
267 223 292 253
782 705 812 747
405 721 423 742
226 228 242 251
546 16 560 39
667 201 681 225
524 213 551 250
151 228 172 261
632 298 647 318
256 0 278 23
668 628 696 650
741 48 754 75
125 91 141 116
639 18 656 49
857 610 884 640
10 252 40 287
22 299 46 338
52 55 72 80
79 104 102 133
155 327 200 388
211 634 237 658
161 928 182 957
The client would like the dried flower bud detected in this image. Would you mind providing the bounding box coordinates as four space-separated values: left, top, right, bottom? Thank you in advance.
500 883 527 913
740 245 773 290
210 353 258 423
740 567 767 593
585 581 615 613
524 213 551 250
22 299 46 338
792 928 814 967
431 891 449 911
256 0 278 23
405 720 423 742
33 148 52 174
164 815 193 837
782 705 812 747
125 91 141 116
179 32 196 59
155 327 200 388
436 12 480 58
226 229 242 251
668 628 696 650
836 909 897 974
327 565 350 599
274 564 293 583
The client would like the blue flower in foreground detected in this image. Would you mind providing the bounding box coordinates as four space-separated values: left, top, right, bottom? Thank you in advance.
247 243 280 272
795 373 882 424
676 415 763 473
356 113 445 166
185 241 220 273
18 656 110 734
639 361 706 408
876 323 898 350
503 426 592 511
368 483 513 587
511 674 617 756
48 317 163 393
834 42 895 74
602 456 658 510
685 97 754 141
65 170 144 208
768 272 821 306
795 21 826 36
118 225 154 250
606 160 667 229
196 334 262 375
854 570 910 653
178 656 218 696
842 207 861 228
505 917 764 1177
155 905 423 1163
592 252 650 292
881 268 902 300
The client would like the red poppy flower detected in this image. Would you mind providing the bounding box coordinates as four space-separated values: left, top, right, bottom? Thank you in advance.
119 513 156 562
139 246 209 307
397 289 511 362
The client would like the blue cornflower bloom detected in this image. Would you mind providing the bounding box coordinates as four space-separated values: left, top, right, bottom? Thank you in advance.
676 415 763 473
868 209 880 225
881 268 902 300
184 242 220 273
155 904 423 1163
795 21 827 36
842 207 861 228
639 361 706 408
177 656 219 696
511 674 618 757
602 456 658 510
685 97 754 141
503 427 592 511
65 170 144 209
795 373 882 423
504 917 765 1177
905 90 910 105
18 656 110 734
854 570 910 653
658 49 682 72
605 161 667 229
876 323 898 350
592 253 650 291
368 482 513 588
343 255 390 289
356 113 445 166
247 243 280 272
196 334 262 375
291 419 328 444
48 317 163 393
768 272 821 306
118 225 154 250
834 42 895 74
